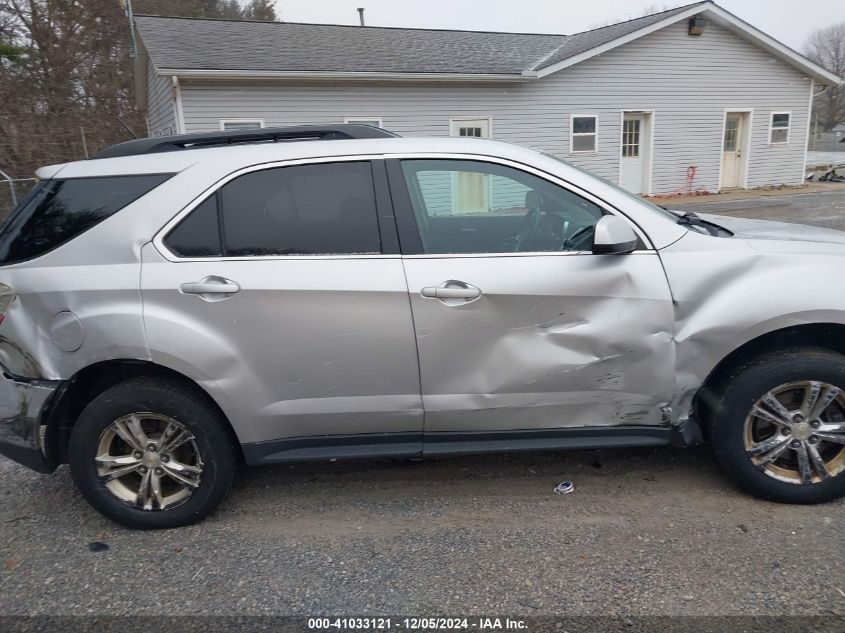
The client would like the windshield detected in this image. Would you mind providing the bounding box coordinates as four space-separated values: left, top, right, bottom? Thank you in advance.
541 152 681 222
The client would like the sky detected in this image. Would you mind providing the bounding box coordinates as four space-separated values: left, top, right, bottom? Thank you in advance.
273 0 845 52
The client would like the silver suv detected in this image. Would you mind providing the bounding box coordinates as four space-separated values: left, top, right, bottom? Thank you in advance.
2 125 845 529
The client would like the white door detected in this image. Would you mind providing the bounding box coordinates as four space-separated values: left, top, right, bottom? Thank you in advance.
449 119 491 213
620 114 646 194
722 113 745 188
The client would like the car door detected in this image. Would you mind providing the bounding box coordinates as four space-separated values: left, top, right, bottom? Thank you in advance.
141 158 423 463
386 156 676 449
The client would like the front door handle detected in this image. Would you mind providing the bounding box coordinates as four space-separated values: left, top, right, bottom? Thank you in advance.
421 280 482 304
180 276 240 300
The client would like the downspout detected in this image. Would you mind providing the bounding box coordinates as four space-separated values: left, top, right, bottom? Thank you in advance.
172 76 186 134
802 78 815 183
810 82 830 152
0 168 18 207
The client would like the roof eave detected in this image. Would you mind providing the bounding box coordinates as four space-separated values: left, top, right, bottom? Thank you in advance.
156 68 534 82
532 2 711 77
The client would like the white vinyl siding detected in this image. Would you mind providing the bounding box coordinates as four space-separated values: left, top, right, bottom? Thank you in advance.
146 58 176 137
176 21 812 193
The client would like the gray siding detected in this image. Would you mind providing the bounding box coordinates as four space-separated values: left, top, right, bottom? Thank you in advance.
146 57 177 137
177 21 812 193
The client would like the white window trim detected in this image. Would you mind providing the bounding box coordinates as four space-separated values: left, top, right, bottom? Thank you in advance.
219 119 266 130
449 117 493 138
569 114 598 154
768 111 791 145
344 117 384 127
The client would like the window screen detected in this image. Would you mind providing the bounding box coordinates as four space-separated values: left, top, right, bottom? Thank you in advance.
0 174 171 265
221 162 380 256
571 116 597 153
770 113 790 144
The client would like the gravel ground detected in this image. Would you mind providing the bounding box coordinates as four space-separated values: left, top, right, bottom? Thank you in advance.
1 449 843 617
1 190 845 618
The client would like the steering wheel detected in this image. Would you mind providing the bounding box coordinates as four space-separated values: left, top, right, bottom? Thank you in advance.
563 224 595 251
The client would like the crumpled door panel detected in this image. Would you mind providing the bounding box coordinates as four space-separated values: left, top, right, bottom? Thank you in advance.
402 252 676 433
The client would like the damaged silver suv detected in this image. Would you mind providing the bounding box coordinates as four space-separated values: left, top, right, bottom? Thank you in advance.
2 124 845 529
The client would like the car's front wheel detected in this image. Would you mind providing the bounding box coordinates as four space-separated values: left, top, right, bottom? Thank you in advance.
69 377 238 528
709 347 845 504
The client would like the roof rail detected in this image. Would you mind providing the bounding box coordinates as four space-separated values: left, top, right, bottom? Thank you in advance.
92 124 400 159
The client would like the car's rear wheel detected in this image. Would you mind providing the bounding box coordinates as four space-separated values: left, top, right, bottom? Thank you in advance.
69 377 237 529
709 347 845 503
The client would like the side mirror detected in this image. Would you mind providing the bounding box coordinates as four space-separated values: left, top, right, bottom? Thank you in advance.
592 215 638 255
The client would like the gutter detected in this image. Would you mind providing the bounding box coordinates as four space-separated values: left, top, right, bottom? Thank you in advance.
154 69 533 83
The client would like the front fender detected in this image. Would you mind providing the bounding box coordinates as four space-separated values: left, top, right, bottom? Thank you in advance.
660 232 845 420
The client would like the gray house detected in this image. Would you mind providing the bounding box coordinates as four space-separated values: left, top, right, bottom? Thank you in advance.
133 0 840 195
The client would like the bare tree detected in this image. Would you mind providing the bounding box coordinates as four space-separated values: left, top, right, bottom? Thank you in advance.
804 22 845 130
0 0 278 182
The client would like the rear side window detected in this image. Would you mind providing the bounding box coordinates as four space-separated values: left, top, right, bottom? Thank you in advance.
163 161 382 257
0 174 171 265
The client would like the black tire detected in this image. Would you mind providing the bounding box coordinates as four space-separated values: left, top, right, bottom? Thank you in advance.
708 347 845 504
69 377 238 529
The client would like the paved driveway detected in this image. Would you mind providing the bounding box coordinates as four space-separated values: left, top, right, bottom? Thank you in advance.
1 189 844 619
682 189 845 232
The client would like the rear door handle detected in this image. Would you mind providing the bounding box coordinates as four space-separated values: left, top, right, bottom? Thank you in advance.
180 276 240 299
421 280 482 303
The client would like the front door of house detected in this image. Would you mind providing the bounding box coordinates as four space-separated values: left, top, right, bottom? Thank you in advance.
450 119 491 213
722 113 746 188
620 114 647 194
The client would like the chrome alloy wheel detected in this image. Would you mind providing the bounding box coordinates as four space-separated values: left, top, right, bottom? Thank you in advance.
95 413 204 510
744 381 845 484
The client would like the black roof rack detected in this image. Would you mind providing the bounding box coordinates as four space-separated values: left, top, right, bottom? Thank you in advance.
93 124 400 159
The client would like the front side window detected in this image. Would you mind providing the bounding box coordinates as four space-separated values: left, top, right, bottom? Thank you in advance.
164 161 382 257
400 159 604 254
570 115 598 153
0 174 171 265
769 112 790 144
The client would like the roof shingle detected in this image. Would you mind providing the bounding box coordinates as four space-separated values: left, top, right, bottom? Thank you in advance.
134 2 704 76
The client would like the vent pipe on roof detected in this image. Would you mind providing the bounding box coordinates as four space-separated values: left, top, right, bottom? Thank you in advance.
357 8 365 26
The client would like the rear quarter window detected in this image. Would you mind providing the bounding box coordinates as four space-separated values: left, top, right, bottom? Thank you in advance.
0 174 171 265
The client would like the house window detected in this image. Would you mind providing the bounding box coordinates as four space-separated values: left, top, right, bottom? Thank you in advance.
622 118 641 157
449 118 491 139
344 118 383 128
769 112 790 144
570 115 598 153
220 119 265 131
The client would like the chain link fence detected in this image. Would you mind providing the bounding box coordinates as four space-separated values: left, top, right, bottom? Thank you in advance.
0 176 38 222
